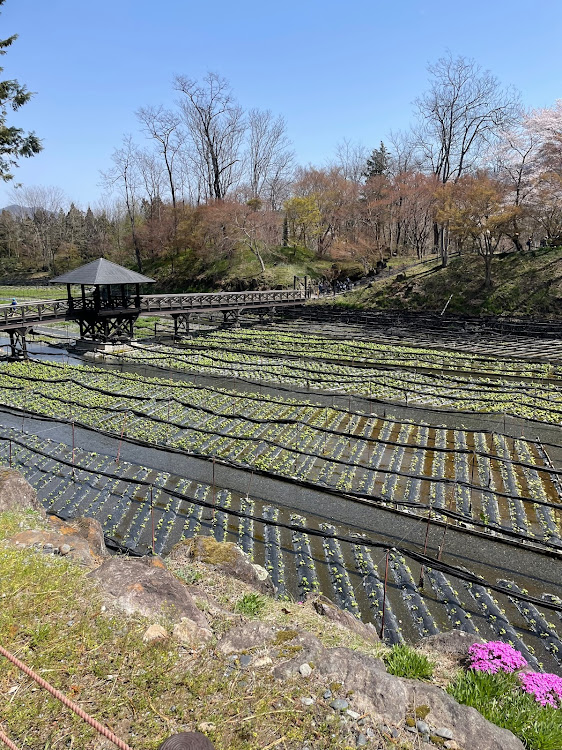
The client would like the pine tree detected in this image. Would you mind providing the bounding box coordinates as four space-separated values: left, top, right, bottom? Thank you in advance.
363 141 388 180
0 0 42 181
282 215 289 247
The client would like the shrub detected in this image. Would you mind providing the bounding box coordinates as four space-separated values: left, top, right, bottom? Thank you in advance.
234 593 267 618
448 670 562 750
383 644 434 680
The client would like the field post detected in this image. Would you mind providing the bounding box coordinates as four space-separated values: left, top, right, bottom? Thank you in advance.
418 503 432 589
22 387 26 432
150 485 155 554
438 518 449 560
380 549 390 640
9 439 12 467
212 456 216 520
116 411 127 465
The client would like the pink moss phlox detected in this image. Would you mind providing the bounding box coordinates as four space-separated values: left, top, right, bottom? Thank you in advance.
468 641 527 674
519 671 562 708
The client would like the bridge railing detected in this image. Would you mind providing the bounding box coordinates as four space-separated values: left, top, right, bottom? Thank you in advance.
0 289 309 328
139 289 308 312
0 300 70 327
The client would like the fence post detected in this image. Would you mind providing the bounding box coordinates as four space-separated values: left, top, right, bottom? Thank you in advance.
380 549 390 640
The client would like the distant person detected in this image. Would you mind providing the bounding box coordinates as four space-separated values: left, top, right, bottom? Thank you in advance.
11 297 17 308
526 237 532 251
159 732 215 750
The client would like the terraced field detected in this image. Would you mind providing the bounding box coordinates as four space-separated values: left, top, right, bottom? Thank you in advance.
1 320 561 673
2 425 562 671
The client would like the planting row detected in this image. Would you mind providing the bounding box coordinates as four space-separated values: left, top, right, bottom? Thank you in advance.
2 425 561 671
111 340 562 424
0 361 560 544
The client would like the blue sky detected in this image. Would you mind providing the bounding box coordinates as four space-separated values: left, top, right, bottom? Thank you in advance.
1 0 561 208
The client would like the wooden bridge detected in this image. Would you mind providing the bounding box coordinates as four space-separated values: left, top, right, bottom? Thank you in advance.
0 259 310 357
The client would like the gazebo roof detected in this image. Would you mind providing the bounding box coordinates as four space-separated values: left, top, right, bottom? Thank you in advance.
50 258 155 285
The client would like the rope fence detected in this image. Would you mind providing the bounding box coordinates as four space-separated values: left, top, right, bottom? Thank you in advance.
0 645 134 750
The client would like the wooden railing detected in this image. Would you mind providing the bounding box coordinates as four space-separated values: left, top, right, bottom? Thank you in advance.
0 300 70 327
139 288 308 313
0 289 309 329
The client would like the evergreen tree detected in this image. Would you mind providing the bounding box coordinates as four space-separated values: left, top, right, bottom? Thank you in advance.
282 215 289 247
363 141 389 179
0 0 42 181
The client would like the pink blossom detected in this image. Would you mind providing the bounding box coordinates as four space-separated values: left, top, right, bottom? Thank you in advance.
519 672 562 708
468 641 527 674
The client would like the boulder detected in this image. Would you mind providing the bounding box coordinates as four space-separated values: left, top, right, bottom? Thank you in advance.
168 536 273 594
273 634 407 724
9 515 109 567
0 468 44 516
87 556 210 629
173 617 213 646
217 622 277 655
402 681 525 750
307 593 379 642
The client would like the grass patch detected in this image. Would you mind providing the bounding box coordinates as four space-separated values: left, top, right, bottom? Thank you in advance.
0 518 382 749
383 644 434 680
448 670 562 750
234 592 267 618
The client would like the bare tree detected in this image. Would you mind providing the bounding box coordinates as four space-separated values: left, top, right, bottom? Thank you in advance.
414 53 519 265
175 72 246 201
136 105 184 211
493 119 538 249
100 135 144 271
331 138 367 183
10 184 67 271
246 108 294 208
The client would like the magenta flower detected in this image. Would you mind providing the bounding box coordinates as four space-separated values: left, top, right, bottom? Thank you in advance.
519 672 562 708
468 641 527 674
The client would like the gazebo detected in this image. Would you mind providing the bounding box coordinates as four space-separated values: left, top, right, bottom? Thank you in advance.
50 258 155 342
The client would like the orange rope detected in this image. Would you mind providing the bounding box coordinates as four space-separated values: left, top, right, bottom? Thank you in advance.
0 725 21 750
0 645 134 750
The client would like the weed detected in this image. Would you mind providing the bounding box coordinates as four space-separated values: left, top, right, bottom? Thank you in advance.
384 644 434 680
234 593 267 618
175 566 203 585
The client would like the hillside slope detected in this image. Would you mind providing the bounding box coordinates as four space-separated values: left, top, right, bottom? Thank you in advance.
333 247 562 318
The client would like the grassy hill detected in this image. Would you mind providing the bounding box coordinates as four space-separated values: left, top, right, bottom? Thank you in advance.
332 247 562 318
143 245 364 292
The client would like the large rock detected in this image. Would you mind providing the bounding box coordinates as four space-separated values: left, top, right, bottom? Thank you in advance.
273 634 406 724
217 622 277 655
272 632 524 749
9 515 109 567
168 536 273 594
0 468 44 516
307 593 379 643
402 680 525 750
87 557 210 631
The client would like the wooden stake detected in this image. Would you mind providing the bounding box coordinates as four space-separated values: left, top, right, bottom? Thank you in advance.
438 519 449 561
418 505 432 589
212 456 216 519
150 485 155 554
116 411 127 465
380 549 390 640
72 421 75 480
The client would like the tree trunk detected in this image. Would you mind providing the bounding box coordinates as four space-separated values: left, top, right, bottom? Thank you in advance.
484 254 493 289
